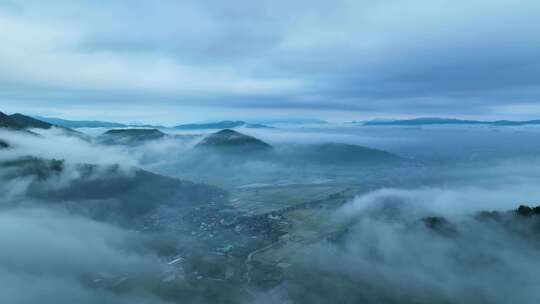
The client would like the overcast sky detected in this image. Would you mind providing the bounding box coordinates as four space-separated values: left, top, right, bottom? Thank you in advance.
1 0 539 124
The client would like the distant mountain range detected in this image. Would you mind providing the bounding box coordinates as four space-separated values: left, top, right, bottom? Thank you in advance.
35 116 126 128
1 111 415 172
251 118 328 125
174 120 272 130
34 116 165 129
363 117 540 126
34 116 273 130
18 114 540 130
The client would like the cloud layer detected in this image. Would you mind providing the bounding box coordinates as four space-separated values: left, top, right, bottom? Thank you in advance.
262 184 540 304
1 0 539 122
0 207 167 304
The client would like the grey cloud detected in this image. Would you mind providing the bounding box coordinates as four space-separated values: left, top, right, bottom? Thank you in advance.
1 0 540 120
263 182 540 303
0 207 168 304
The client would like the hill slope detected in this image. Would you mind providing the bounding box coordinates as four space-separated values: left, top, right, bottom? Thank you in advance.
98 128 166 145
0 156 227 219
281 142 404 165
195 129 272 152
9 113 54 129
1 112 80 135
0 112 23 129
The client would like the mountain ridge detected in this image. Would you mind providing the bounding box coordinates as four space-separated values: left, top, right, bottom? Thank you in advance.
35 116 165 129
97 128 166 145
1 111 58 130
363 117 540 126
195 129 272 152
175 120 272 130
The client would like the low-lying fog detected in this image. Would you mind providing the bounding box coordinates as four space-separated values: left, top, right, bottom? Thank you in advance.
2 123 540 303
238 124 540 161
